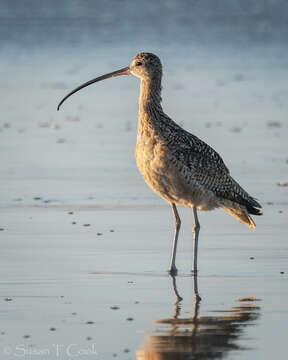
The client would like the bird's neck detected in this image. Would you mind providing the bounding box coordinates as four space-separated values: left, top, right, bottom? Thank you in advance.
138 77 164 131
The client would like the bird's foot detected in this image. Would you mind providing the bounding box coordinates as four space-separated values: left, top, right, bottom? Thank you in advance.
168 266 178 276
194 293 202 303
191 269 199 276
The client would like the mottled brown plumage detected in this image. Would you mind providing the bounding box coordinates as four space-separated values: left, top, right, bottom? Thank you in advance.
57 52 262 274
133 53 261 228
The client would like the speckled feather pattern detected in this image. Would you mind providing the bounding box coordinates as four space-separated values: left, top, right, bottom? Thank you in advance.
159 118 259 208
134 52 261 228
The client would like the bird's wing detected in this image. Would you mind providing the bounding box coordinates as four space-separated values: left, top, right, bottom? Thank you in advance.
166 129 259 207
166 128 230 176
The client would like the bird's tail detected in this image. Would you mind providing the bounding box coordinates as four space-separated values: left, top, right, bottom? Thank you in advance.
221 200 262 230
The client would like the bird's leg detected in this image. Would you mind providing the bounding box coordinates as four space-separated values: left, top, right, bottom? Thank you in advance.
192 206 200 274
168 203 181 275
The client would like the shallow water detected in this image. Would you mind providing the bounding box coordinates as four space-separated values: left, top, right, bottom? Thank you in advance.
1 1 288 359
0 206 287 359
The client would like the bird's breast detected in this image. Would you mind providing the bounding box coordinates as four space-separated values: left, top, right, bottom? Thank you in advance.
135 133 190 204
136 134 166 175
135 131 219 210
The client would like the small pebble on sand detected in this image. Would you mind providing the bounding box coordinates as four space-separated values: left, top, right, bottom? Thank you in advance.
126 317 134 321
249 257 255 260
277 182 288 187
267 121 281 128
110 306 120 310
86 321 94 325
68 211 74 215
23 335 30 339
230 127 242 133
280 271 285 274
97 232 103 236
49 327 56 331
83 224 91 227
72 221 77 225
4 298 12 302
0 228 4 231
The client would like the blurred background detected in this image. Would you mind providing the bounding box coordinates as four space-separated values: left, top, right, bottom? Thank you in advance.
1 0 287 208
1 0 288 48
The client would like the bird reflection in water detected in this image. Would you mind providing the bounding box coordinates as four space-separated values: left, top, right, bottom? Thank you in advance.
137 275 260 360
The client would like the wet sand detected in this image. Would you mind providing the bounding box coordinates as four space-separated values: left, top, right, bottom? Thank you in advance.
0 203 287 359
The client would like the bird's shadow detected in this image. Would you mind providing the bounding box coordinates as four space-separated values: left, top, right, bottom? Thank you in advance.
137 274 261 360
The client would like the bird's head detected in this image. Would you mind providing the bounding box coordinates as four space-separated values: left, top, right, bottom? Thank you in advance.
129 52 162 81
57 52 162 110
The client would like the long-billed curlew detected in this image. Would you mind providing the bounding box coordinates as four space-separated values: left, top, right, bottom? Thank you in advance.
57 52 262 274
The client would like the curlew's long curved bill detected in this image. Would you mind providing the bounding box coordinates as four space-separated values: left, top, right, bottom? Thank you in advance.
57 66 130 110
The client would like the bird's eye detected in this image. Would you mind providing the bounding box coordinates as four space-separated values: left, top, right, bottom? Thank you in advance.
135 61 143 66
